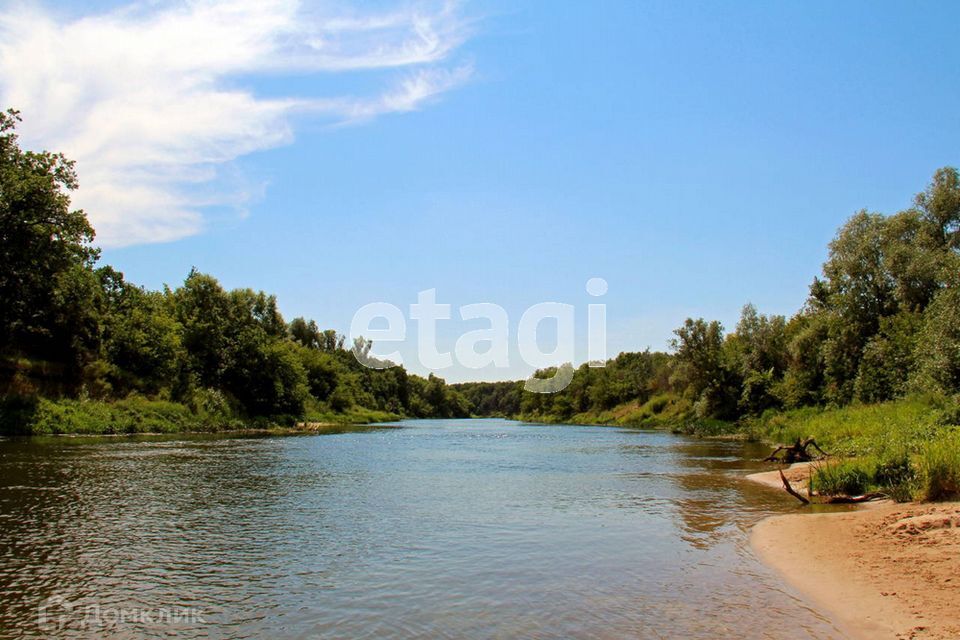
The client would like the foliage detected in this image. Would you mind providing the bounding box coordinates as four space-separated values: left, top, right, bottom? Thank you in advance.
753 397 958 501
0 396 243 435
3 105 960 475
0 110 477 433
453 380 523 417
743 397 941 457
911 282 960 395
0 109 100 390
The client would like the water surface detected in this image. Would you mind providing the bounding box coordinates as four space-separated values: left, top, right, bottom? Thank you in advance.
0 419 844 638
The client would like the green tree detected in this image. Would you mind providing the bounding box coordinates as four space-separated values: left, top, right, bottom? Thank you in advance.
0 109 101 389
774 311 828 409
100 269 184 395
912 276 960 395
670 318 737 418
853 310 921 402
289 317 321 349
914 166 960 250
729 304 787 414
173 270 234 388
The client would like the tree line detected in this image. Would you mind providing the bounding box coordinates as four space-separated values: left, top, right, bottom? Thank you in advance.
474 168 960 427
2 106 958 433
0 109 471 431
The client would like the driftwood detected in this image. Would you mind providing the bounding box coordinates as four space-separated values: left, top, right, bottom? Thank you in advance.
764 437 830 463
820 493 886 504
764 440 888 504
779 468 810 505
775 461 886 505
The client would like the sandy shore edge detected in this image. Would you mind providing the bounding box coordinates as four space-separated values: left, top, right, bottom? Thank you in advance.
746 469 960 639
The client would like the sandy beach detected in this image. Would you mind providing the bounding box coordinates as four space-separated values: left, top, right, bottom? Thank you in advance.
748 467 960 639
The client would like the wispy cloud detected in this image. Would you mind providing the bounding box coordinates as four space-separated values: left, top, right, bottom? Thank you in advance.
0 0 473 247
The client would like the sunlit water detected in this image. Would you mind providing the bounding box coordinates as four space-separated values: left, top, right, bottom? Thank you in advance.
0 419 845 639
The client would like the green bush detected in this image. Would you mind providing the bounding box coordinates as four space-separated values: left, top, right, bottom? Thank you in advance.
647 394 671 414
873 451 917 502
807 428 958 502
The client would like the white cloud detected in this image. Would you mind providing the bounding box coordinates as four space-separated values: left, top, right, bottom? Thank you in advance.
0 0 473 247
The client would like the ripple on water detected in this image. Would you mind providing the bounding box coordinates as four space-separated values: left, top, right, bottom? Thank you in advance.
0 421 844 639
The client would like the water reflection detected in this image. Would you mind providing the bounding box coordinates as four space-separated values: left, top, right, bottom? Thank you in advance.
0 421 844 639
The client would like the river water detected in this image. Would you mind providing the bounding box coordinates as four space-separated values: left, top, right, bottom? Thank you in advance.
0 419 845 638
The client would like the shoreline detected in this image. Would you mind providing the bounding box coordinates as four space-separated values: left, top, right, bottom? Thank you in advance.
747 469 960 639
0 421 401 439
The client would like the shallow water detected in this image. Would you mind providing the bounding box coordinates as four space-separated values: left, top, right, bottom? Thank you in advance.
0 419 844 638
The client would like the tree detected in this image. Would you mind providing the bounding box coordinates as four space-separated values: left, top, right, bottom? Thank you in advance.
290 317 321 349
670 318 737 418
295 345 340 401
914 166 960 250
225 340 308 418
882 209 942 311
173 270 234 388
911 269 960 395
853 310 921 402
0 109 100 387
100 269 184 395
731 304 787 414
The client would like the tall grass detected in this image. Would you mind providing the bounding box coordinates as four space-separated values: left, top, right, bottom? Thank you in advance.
811 460 875 496
744 396 943 457
742 396 960 502
916 430 960 501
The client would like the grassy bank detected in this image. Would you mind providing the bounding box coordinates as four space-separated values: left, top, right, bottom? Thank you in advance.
523 393 960 502
743 396 960 501
0 395 400 436
519 392 737 436
302 403 400 427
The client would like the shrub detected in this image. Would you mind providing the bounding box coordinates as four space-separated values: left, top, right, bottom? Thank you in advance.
648 394 670 414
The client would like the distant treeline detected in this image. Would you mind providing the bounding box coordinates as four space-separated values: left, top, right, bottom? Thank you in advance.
2 106 959 436
458 166 960 430
0 109 471 433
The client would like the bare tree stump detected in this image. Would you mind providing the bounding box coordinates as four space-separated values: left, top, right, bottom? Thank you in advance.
764 437 830 464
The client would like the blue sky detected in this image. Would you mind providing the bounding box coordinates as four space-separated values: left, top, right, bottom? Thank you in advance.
5 1 960 381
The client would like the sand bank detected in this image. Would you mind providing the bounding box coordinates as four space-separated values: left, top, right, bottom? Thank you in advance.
748 468 960 639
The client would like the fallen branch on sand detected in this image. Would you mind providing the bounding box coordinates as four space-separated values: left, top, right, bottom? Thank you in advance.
776 465 886 505
779 468 810 505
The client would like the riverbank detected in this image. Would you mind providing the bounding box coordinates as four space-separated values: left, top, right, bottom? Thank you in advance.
0 395 400 435
530 396 960 502
749 474 960 639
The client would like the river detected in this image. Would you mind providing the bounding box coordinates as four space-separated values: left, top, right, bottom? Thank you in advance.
0 419 845 638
